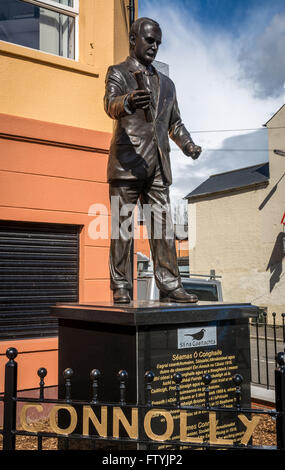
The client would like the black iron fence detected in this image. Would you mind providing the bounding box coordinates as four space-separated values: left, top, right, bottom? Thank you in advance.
250 312 285 390
1 347 285 451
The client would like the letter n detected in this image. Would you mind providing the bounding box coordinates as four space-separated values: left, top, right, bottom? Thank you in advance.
83 406 107 437
113 407 138 439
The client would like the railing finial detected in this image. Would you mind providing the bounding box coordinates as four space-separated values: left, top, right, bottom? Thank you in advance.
6 348 18 361
118 370 128 405
90 369 101 403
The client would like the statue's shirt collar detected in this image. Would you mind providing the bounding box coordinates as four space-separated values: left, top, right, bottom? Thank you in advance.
127 56 156 76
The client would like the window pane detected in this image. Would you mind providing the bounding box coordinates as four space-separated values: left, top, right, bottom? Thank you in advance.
39 8 75 58
0 0 75 58
0 0 40 50
182 281 219 301
51 0 74 6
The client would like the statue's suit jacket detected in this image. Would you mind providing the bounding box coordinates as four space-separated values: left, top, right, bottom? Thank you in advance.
104 56 193 186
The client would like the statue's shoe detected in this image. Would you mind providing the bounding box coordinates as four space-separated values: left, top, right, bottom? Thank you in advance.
113 288 131 304
160 287 198 303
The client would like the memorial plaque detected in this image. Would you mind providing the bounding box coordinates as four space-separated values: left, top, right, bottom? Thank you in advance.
51 301 258 449
137 319 251 447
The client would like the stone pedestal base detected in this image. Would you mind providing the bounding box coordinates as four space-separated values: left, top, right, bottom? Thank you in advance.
51 300 259 449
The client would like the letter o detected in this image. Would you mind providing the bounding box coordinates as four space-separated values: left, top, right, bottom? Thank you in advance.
49 405 77 435
144 410 174 441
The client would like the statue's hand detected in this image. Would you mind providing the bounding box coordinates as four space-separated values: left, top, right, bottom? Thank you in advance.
127 90 151 110
185 143 202 160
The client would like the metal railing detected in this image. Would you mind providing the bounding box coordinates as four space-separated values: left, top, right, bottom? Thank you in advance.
250 312 285 390
1 347 285 451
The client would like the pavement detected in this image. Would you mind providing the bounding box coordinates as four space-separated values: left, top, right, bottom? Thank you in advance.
251 384 275 405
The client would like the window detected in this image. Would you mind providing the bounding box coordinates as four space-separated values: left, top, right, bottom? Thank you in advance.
0 0 79 59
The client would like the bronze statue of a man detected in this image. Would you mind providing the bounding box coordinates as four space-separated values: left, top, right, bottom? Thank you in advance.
104 17 201 304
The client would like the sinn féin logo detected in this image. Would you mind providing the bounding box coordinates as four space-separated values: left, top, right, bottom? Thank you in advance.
177 326 217 349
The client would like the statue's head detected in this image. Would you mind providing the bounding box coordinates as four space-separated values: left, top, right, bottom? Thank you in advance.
129 17 162 66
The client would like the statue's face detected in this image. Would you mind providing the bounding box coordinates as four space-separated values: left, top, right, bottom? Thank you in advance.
131 22 162 66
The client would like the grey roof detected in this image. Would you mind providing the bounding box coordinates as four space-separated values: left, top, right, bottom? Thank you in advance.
185 162 269 200
264 103 285 126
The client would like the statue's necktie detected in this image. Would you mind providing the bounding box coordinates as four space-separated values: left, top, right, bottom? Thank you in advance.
144 70 158 114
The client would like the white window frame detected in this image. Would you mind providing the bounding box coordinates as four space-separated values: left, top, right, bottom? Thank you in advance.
21 0 80 60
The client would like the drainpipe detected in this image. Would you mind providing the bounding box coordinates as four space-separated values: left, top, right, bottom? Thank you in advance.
128 2 135 298
128 0 135 28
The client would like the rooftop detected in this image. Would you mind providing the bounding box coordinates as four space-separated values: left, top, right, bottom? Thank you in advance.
264 103 285 127
185 162 269 201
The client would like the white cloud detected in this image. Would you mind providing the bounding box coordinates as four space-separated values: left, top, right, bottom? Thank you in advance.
140 2 284 206
239 14 285 98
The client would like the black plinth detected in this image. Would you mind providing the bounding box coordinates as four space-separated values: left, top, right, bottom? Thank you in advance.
51 301 259 449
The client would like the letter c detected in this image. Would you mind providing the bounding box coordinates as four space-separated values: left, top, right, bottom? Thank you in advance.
20 404 44 432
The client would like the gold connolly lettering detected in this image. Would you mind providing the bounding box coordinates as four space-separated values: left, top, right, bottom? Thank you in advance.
20 404 44 432
180 410 203 444
113 407 138 439
19 404 261 445
144 409 174 441
83 406 107 437
238 414 261 445
49 405 77 435
209 412 234 445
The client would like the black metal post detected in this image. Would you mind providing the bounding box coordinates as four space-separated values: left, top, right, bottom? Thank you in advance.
90 369 101 403
63 368 73 402
37 367 47 451
264 312 270 389
145 371 154 406
255 317 261 384
233 374 243 445
173 372 182 407
128 0 135 27
233 374 243 411
202 373 212 408
38 367 47 401
127 0 135 301
118 370 128 405
273 312 277 366
275 352 285 449
3 348 18 451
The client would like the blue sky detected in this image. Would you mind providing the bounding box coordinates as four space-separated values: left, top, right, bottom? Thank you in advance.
152 0 285 33
139 0 285 210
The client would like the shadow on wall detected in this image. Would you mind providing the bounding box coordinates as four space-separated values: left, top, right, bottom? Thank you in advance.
259 171 285 211
266 232 284 292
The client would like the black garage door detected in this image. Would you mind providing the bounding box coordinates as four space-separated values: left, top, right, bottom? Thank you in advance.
0 221 80 340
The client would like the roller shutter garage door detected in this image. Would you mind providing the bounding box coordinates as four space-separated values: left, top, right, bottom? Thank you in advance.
0 221 80 340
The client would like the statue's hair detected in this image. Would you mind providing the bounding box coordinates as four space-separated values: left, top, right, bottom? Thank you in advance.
129 17 161 44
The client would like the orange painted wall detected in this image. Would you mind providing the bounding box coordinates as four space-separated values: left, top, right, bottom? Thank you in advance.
0 338 58 392
176 240 189 258
0 0 138 133
0 114 112 284
0 113 112 391
135 224 151 259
